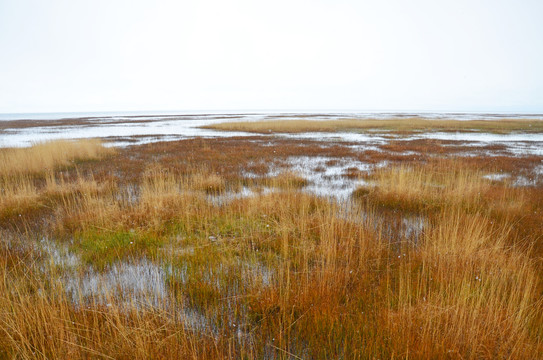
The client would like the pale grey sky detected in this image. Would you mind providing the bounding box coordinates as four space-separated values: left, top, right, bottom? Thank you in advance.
0 0 542 113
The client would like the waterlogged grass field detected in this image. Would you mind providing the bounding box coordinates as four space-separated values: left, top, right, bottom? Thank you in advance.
1 128 543 358
203 117 543 134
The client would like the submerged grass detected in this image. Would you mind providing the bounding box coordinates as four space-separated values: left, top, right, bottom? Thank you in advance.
74 229 165 269
0 138 542 359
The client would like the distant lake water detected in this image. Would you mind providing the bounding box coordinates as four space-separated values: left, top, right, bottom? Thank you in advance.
1 111 542 149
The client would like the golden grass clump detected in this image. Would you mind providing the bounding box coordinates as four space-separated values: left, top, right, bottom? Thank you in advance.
383 210 542 358
355 162 493 212
56 167 215 233
0 139 115 219
139 167 183 208
0 175 41 218
0 139 115 175
264 171 308 189
187 168 226 193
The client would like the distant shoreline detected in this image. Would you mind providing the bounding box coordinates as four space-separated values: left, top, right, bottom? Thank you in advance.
1 110 543 122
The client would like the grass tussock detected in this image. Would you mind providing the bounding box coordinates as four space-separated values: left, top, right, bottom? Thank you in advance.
384 212 541 358
355 162 492 212
187 168 226 193
264 171 308 189
0 139 115 175
0 139 542 359
0 140 115 220
0 175 41 219
204 118 543 134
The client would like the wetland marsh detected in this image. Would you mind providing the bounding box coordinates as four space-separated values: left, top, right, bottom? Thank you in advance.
1 113 542 359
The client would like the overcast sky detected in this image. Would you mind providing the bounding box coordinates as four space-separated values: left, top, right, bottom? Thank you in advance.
0 0 542 114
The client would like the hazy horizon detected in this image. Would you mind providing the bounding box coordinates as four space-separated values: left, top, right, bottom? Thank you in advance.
3 109 543 122
1 0 542 113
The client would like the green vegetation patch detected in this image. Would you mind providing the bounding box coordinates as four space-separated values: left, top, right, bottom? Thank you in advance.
73 229 165 269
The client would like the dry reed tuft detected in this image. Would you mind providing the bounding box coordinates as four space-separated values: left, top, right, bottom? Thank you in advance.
264 171 308 189
0 139 115 175
384 211 541 358
0 175 41 218
187 168 226 193
354 161 497 212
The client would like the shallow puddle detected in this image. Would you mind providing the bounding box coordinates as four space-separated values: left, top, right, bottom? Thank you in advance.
267 156 373 199
63 259 167 306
